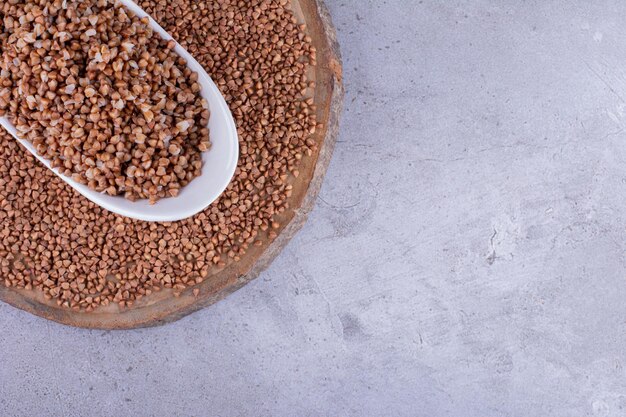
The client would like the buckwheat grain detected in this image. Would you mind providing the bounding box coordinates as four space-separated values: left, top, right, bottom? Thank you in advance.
0 0 317 311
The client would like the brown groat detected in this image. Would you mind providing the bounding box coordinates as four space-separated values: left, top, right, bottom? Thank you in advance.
0 0 317 311
0 0 210 204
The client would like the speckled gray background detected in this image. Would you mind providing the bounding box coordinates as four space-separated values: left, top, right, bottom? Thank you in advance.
2 1 626 416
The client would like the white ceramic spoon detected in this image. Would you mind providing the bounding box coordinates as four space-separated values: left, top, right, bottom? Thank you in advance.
0 0 239 222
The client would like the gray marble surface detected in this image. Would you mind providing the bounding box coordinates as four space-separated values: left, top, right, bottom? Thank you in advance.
3 1 626 416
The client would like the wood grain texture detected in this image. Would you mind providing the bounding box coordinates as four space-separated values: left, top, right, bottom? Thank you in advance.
0 0 343 329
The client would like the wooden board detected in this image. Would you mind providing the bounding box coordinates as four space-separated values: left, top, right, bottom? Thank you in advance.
0 0 343 329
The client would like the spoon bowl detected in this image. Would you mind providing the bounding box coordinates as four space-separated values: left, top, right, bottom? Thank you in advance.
0 0 239 222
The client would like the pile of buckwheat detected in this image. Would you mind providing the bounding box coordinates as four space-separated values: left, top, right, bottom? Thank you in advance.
0 0 317 310
0 0 210 203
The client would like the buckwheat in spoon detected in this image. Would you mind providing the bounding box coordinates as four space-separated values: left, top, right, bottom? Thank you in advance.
0 0 238 222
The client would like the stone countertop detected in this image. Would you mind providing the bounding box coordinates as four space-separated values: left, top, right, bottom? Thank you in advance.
2 1 626 416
